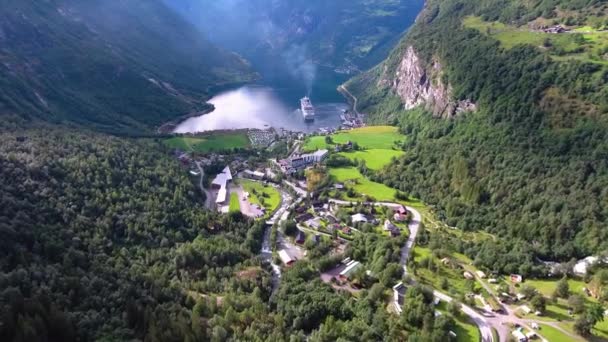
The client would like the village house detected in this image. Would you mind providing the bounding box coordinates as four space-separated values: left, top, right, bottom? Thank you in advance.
243 169 265 180
295 213 314 223
324 213 338 224
295 230 306 244
393 282 407 314
510 274 523 283
278 249 295 266
394 212 407 222
305 217 322 230
351 213 368 224
339 260 362 281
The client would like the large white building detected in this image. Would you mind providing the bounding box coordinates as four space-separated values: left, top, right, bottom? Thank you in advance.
279 149 329 173
212 166 232 204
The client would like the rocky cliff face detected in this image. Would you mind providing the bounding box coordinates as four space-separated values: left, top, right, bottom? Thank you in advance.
379 46 475 118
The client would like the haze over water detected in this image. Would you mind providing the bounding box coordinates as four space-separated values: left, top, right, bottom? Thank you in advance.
174 66 350 133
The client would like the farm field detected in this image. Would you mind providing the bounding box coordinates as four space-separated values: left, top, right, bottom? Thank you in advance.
165 131 250 153
329 167 397 201
338 149 404 170
229 193 240 213
239 179 281 213
304 126 405 151
463 16 608 65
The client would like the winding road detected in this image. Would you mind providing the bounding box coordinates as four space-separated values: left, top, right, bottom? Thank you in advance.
328 198 495 342
195 161 213 210
338 85 361 116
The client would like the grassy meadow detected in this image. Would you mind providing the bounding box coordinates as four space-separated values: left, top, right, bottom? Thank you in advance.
304 126 405 151
463 16 608 65
330 167 397 201
338 149 404 170
229 193 240 213
165 131 250 153
239 179 281 214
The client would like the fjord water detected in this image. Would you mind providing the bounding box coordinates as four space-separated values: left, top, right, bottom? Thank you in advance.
174 66 350 133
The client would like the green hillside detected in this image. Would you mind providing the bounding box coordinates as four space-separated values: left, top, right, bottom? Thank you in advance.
348 0 608 274
0 0 256 133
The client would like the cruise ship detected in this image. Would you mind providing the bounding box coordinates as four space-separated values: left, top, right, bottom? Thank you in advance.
300 96 315 121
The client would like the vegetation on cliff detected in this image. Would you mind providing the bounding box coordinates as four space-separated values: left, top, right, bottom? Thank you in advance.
348 0 608 273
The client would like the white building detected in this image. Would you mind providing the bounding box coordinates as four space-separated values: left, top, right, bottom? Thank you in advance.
351 213 368 224
279 149 329 173
339 260 362 280
574 256 601 275
211 166 232 189
278 249 295 266
243 169 265 180
212 166 233 204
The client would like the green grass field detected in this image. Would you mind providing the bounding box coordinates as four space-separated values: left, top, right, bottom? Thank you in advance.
239 179 281 214
463 16 608 65
229 193 240 213
165 132 250 153
538 323 584 342
338 149 404 170
520 278 590 298
303 126 405 151
329 167 397 201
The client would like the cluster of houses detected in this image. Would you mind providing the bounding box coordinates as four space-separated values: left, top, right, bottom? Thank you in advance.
276 149 328 174
538 24 569 34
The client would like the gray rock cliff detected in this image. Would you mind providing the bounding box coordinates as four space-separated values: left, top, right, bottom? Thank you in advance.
379 46 475 118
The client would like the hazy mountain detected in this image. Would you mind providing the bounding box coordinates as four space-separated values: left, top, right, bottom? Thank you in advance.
0 0 256 133
164 0 424 72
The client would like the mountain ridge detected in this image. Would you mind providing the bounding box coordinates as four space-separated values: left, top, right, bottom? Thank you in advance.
347 0 608 271
0 0 256 133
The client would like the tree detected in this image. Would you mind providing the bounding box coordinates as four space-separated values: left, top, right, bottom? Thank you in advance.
530 294 546 314
440 278 449 290
587 303 605 325
520 285 537 299
574 315 594 336
554 276 570 299
568 294 586 314
447 301 461 318
325 136 333 144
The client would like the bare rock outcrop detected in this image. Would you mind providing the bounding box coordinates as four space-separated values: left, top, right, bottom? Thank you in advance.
379 46 475 118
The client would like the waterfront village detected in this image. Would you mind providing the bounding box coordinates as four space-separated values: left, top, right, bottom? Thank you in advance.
166 121 608 342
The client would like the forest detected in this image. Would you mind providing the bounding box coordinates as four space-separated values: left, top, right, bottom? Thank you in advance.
0 128 461 341
347 0 608 274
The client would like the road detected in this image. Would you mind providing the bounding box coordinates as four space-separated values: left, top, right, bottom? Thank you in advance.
329 198 496 341
195 161 213 210
260 186 297 293
283 180 308 197
339 85 361 116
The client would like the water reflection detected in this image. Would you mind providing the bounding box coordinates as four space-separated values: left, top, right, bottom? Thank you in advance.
173 86 346 133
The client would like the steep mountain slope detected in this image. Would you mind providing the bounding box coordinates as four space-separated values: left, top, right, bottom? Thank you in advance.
348 0 608 273
164 0 424 72
0 0 255 133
